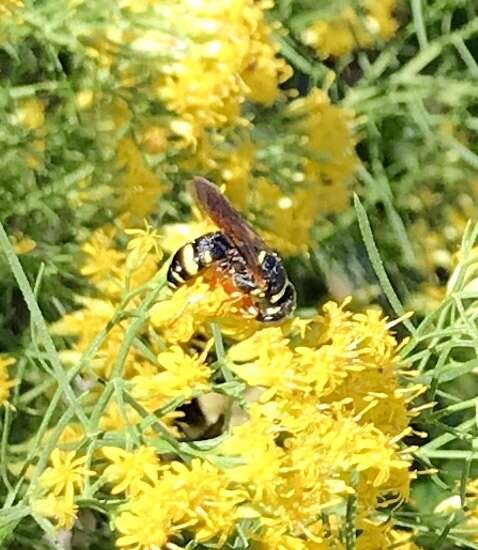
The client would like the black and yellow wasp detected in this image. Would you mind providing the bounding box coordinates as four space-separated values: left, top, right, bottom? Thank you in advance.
167 177 296 322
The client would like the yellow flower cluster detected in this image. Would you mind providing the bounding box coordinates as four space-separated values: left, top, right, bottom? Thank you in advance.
182 88 358 255
114 458 247 548
70 0 359 255
82 0 290 149
5 1 359 262
255 90 358 253
407 178 478 312
33 449 94 530
154 0 292 146
40 221 420 546
302 0 398 58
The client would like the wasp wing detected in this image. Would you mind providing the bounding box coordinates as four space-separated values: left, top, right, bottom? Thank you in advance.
190 177 267 287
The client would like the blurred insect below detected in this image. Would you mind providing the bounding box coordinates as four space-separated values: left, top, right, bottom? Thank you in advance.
167 177 296 322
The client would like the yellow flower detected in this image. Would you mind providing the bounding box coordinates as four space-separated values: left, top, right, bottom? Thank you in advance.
57 424 85 446
99 402 143 432
364 0 398 40
39 449 95 499
115 458 247 548
228 326 295 390
153 0 290 144
252 177 325 255
222 299 415 539
165 459 247 545
0 356 16 406
356 519 420 550
75 89 95 110
15 98 45 130
160 220 216 255
125 221 163 273
287 89 358 210
150 276 256 343
80 228 126 297
240 15 292 105
130 345 211 411
220 410 284 500
136 124 168 155
115 138 163 218
114 480 180 549
102 446 162 495
302 1 398 58
51 296 132 379
9 232 36 254
32 493 78 531
252 526 327 549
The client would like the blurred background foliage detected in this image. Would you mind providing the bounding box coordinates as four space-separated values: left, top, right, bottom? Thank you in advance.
1 0 478 547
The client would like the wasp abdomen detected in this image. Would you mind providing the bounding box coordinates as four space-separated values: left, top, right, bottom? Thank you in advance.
167 231 232 288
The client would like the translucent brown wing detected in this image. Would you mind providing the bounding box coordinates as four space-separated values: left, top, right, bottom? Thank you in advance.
190 177 268 287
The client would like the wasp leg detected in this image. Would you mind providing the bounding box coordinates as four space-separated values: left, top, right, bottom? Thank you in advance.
167 232 232 288
222 248 257 294
256 281 296 323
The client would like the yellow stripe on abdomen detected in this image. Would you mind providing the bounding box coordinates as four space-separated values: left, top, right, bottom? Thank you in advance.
180 244 199 276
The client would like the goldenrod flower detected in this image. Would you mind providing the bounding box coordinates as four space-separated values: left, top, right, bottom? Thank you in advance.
150 276 256 343
115 458 247 548
114 481 180 550
355 519 421 550
80 228 126 297
125 221 163 273
130 346 211 411
160 220 216 255
220 409 284 500
164 459 247 545
9 232 36 254
0 0 23 18
287 90 358 209
151 0 290 145
32 493 78 531
57 424 85 446
15 98 45 130
102 446 162 495
39 449 95 500
302 0 398 58
115 139 163 218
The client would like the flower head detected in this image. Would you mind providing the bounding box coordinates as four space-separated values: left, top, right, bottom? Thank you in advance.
130 345 211 411
32 493 78 531
39 449 95 500
302 1 398 58
115 458 247 548
102 446 162 496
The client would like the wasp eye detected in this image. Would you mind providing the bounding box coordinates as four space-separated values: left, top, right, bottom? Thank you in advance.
260 252 287 296
261 253 278 272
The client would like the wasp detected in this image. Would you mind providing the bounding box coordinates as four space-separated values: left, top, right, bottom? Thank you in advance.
167 177 296 323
